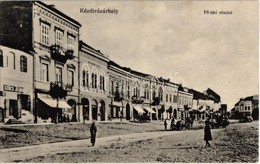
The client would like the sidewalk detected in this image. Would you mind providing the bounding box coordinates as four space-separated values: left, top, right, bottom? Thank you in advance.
0 130 182 162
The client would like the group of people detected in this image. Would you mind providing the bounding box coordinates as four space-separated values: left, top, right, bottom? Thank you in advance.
89 118 212 148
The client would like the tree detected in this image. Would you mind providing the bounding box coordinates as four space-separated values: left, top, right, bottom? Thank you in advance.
49 82 67 123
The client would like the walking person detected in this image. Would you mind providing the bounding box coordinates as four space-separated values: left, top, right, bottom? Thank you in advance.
90 120 97 146
164 119 167 130
204 120 212 147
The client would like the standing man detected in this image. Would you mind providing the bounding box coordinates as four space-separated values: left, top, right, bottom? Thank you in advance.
90 120 97 146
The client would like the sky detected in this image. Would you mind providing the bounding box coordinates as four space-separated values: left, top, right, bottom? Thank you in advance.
47 0 258 110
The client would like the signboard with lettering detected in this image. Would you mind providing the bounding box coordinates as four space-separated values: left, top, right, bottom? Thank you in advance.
3 85 23 93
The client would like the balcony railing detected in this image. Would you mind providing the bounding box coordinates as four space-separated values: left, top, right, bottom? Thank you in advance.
50 45 74 63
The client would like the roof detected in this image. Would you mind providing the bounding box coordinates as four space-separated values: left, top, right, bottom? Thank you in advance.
206 88 221 102
188 89 207 100
35 1 81 27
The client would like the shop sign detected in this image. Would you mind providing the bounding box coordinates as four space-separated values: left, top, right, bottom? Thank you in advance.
3 85 23 92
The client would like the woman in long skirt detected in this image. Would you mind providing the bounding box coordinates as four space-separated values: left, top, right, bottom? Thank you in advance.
90 121 97 146
204 120 212 147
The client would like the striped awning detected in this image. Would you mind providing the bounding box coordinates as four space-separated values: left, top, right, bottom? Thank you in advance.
143 107 156 113
133 106 145 114
39 98 71 109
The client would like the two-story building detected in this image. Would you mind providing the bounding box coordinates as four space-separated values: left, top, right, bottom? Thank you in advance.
79 41 109 122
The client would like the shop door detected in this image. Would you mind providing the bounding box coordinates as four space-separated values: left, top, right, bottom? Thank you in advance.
9 99 19 119
0 108 4 122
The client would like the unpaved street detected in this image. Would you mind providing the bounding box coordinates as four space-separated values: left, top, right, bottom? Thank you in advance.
14 121 259 163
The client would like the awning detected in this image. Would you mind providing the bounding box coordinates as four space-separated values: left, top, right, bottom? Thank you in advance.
143 107 156 113
39 98 71 109
111 101 122 107
133 106 145 114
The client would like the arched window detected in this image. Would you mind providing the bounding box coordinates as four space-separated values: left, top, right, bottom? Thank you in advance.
158 87 163 101
82 65 89 87
20 55 27 72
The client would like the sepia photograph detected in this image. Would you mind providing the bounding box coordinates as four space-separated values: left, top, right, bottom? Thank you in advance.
0 0 258 163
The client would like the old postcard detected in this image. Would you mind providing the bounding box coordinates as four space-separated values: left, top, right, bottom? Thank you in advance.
0 0 258 163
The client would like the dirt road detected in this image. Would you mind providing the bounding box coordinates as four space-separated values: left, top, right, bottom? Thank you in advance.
1 121 258 163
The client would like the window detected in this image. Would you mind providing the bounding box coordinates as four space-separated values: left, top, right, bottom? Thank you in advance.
68 70 74 86
170 94 172 102
111 80 114 95
82 66 89 87
56 30 63 47
127 81 130 98
68 35 74 50
121 81 124 96
92 73 97 89
248 106 250 111
20 55 27 72
173 95 177 103
41 23 49 45
166 94 168 102
41 63 49 82
0 50 3 67
56 67 62 83
152 90 156 99
99 76 105 91
12 53 15 70
159 91 163 101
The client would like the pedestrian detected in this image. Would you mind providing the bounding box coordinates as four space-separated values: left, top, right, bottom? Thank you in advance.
204 120 212 147
164 119 167 130
90 120 97 146
120 110 123 122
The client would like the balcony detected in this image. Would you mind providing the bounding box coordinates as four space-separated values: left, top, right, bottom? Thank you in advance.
50 45 74 63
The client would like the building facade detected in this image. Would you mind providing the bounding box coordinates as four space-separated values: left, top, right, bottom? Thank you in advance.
0 46 33 123
79 41 109 122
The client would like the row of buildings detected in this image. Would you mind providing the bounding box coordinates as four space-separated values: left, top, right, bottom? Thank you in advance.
0 1 223 123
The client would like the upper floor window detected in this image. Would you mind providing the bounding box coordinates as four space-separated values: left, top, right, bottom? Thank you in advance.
100 75 105 91
127 81 130 98
20 55 27 72
68 70 74 86
111 80 114 95
41 23 49 46
68 35 75 50
56 67 62 83
0 50 3 67
55 30 63 47
92 72 97 89
166 94 168 102
41 63 49 82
